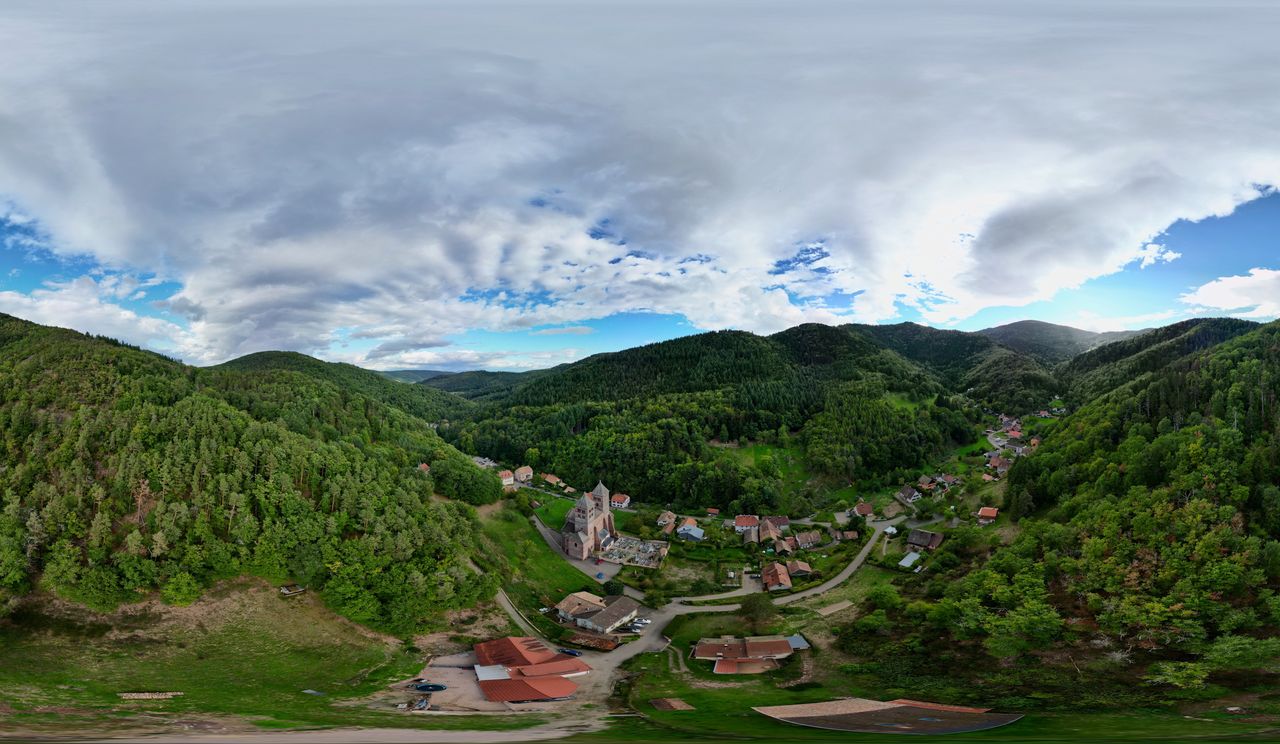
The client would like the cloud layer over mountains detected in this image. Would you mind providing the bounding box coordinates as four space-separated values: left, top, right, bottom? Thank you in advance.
0 0 1277 365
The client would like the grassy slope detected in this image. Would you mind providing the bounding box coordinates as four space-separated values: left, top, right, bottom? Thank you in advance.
0 580 532 734
477 508 602 639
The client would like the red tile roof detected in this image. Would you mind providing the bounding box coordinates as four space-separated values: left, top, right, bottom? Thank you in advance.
744 637 794 657
510 658 592 678
478 677 577 702
978 506 999 519
474 636 558 667
706 507 720 515
854 502 874 516
763 561 792 590
735 515 759 528
694 638 750 659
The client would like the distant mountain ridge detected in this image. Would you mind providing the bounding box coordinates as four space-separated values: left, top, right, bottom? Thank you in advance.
977 319 1145 364
377 369 453 383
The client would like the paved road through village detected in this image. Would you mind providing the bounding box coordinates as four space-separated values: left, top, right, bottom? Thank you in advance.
504 510 929 699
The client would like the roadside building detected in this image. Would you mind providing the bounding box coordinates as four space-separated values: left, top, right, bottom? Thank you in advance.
907 529 944 551
795 530 822 549
610 493 631 509
895 485 922 508
498 470 515 488
573 596 641 634
785 559 813 577
763 561 792 591
734 515 760 533
677 517 704 541
977 506 999 525
472 636 591 703
554 591 606 622
693 635 796 674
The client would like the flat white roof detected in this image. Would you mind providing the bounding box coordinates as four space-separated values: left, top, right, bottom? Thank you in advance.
473 664 511 681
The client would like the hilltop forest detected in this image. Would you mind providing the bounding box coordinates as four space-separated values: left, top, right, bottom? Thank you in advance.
431 323 1057 515
0 315 502 634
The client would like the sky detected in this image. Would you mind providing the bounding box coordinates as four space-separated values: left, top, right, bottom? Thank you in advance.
0 0 1278 372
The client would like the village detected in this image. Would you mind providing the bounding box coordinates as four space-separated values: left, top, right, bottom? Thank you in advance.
383 410 1051 735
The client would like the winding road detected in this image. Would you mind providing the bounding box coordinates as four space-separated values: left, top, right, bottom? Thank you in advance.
493 510 929 701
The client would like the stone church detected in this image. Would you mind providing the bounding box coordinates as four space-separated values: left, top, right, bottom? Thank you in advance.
562 481 617 560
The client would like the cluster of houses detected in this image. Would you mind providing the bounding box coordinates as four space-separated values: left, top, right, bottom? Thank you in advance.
552 591 642 634
656 511 702 540
692 633 810 674
655 510 856 557
892 471 964 511
472 636 591 703
983 414 1041 481
489 465 635 510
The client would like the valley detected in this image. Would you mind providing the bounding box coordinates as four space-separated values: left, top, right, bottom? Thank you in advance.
2 314 1278 742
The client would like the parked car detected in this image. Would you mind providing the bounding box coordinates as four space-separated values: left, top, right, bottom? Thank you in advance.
413 683 447 692
595 558 604 565
557 648 583 657
636 618 652 625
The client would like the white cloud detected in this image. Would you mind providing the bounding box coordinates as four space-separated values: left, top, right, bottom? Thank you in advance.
0 1 1277 367
1180 268 1280 320
0 275 196 352
1137 243 1182 269
531 326 595 336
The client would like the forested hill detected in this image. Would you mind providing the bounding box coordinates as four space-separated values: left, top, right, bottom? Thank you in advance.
426 323 1052 413
1056 318 1259 407
219 350 475 422
437 325 987 515
850 322 1060 412
422 368 555 402
0 315 501 633
377 369 453 383
982 320 1280 675
978 319 1143 364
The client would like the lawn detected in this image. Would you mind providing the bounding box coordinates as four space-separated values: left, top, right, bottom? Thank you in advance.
0 581 537 735
571 652 1277 744
534 495 575 529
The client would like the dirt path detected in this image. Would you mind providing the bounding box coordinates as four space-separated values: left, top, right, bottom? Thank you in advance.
102 721 605 743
